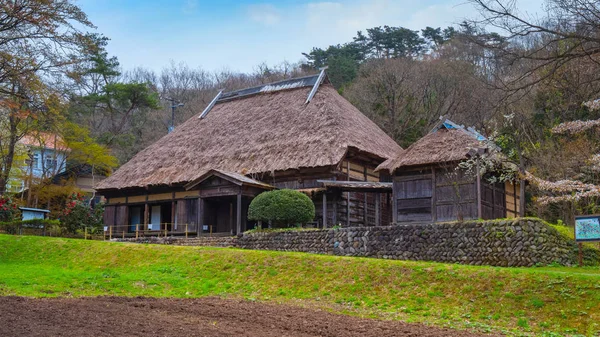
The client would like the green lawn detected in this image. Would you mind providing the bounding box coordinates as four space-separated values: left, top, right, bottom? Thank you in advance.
0 235 599 336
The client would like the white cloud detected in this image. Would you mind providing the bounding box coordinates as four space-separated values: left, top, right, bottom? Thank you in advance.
247 4 282 26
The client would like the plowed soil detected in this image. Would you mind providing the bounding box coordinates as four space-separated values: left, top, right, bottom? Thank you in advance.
0 296 500 336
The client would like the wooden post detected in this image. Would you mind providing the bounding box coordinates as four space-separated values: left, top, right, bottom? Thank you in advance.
392 179 398 224
197 198 204 238
332 194 338 227
476 159 482 219
84 227 87 240
229 201 234 235
236 191 242 235
431 168 437 223
109 226 112 240
144 203 149 229
363 166 368 226
171 201 176 232
322 192 327 229
519 172 526 217
136 224 139 239
513 181 518 217
185 224 188 239
122 230 125 239
578 242 583 267
375 193 381 227
346 161 350 227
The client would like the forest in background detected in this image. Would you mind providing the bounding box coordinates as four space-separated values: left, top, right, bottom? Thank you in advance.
2 0 600 225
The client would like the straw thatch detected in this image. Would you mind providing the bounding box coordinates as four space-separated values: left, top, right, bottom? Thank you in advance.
97 83 401 191
377 128 486 173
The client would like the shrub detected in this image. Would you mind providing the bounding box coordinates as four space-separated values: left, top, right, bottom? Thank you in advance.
59 193 104 233
248 189 315 227
0 219 60 234
0 195 20 222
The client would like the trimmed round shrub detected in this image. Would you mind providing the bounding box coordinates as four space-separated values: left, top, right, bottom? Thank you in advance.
248 189 315 227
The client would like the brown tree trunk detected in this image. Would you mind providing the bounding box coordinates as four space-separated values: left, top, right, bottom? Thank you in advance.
0 118 19 195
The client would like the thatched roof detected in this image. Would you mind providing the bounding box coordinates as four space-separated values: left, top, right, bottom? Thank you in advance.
97 75 401 191
377 128 487 173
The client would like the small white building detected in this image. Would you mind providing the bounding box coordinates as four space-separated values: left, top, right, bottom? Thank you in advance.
19 207 50 221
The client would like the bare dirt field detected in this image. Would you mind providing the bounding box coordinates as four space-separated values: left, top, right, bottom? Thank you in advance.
0 296 500 337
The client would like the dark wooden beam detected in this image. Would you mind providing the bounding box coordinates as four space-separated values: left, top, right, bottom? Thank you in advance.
431 167 437 223
197 198 204 237
375 192 380 226
392 178 398 224
236 191 242 234
171 201 176 230
519 180 525 217
332 193 338 227
322 192 327 228
143 203 149 228
346 160 350 227
476 161 482 219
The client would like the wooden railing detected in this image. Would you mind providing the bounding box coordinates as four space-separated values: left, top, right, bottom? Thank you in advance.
103 223 221 240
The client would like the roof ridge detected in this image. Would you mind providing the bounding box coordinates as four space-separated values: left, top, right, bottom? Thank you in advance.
217 73 321 103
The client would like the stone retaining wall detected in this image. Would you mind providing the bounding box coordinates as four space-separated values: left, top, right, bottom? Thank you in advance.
115 219 599 267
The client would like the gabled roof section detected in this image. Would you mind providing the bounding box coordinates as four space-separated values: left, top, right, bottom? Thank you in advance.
184 169 275 191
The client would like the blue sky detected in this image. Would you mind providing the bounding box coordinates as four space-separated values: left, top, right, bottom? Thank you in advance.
77 0 545 73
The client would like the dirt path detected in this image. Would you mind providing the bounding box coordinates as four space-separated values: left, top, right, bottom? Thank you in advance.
0 297 500 337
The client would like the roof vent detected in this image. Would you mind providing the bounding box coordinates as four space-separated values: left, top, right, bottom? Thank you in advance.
305 67 328 104
199 90 223 119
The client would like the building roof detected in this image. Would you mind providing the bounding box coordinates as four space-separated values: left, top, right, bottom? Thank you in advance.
19 207 50 213
377 126 489 173
97 73 402 191
20 132 68 151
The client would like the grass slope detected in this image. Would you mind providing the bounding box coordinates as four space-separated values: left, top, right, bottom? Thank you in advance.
1 235 599 336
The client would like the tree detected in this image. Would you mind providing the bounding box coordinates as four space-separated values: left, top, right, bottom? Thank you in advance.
468 0 600 92
0 0 95 195
67 35 160 163
344 57 493 147
248 189 315 228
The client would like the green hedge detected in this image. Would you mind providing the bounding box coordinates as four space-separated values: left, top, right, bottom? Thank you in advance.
248 189 315 227
0 219 61 234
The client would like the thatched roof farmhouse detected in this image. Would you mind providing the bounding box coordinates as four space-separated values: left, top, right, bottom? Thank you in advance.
98 71 402 236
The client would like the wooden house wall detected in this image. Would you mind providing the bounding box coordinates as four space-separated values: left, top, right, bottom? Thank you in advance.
481 181 506 220
434 168 478 222
505 181 521 218
393 166 478 223
393 165 524 223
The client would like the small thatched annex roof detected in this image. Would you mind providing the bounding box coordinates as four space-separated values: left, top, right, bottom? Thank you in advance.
377 126 490 173
97 73 402 191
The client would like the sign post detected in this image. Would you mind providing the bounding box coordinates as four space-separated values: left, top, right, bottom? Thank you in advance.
574 215 600 266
